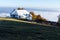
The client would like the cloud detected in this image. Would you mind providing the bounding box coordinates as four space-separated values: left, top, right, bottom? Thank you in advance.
0 13 10 17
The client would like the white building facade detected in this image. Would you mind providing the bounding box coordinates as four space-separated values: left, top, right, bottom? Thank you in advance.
10 8 32 20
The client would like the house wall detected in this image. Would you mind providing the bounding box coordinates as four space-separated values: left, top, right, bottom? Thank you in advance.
16 10 32 20
11 9 32 20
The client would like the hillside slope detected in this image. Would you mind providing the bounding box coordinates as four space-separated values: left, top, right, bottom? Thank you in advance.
0 18 60 40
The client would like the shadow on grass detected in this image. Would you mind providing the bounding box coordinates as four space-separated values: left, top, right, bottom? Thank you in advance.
0 20 59 40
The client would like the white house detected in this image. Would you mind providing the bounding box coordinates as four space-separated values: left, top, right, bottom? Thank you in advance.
10 8 32 20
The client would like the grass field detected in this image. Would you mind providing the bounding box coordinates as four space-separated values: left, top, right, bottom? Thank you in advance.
0 18 60 40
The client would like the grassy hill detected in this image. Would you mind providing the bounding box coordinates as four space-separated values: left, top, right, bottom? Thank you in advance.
0 18 60 40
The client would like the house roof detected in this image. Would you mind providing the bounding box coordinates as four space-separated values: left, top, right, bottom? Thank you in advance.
16 10 29 15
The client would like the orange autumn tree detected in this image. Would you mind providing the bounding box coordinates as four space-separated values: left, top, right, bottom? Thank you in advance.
30 12 37 20
30 12 47 21
36 15 47 21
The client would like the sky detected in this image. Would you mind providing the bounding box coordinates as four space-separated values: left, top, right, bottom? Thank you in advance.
0 0 60 9
0 0 60 22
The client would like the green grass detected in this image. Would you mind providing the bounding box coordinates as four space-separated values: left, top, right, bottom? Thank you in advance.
0 18 59 40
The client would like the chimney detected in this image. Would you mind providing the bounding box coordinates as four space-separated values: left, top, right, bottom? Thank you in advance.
17 8 24 10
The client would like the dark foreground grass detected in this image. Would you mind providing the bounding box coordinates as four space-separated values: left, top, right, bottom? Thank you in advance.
0 20 60 40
